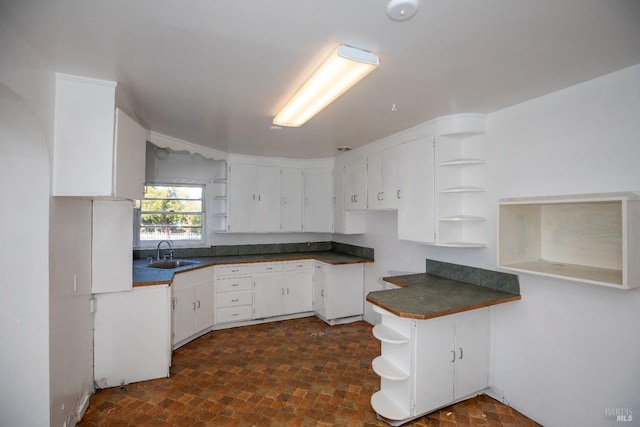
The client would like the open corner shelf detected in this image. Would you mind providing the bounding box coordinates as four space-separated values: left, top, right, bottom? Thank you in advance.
498 192 640 289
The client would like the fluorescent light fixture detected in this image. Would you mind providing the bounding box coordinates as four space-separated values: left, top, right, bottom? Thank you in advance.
273 45 379 127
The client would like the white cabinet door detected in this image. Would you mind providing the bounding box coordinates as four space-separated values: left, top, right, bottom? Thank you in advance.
256 166 281 232
333 164 365 234
253 272 285 318
303 167 333 232
281 167 303 232
397 137 435 243
94 285 171 388
415 315 455 414
313 263 326 318
228 163 257 232
171 267 214 346
453 308 490 399
283 264 313 314
343 158 367 210
367 147 398 210
92 200 133 293
172 286 196 344
324 263 365 320
194 281 215 332
113 108 146 200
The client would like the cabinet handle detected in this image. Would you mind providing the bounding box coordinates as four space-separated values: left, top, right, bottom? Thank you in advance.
354 195 358 203
231 299 239 303
282 288 285 295
253 194 256 201
192 302 196 311
266 267 273 270
171 298 177 311
258 194 261 201
459 347 463 360
197 300 201 309
286 288 290 294
321 290 324 297
397 189 401 199
451 350 456 363
231 283 239 287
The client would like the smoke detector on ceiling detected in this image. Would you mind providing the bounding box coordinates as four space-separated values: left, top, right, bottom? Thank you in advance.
387 0 419 21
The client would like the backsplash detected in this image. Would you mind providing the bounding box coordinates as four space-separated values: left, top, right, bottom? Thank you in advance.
425 259 520 294
134 241 374 260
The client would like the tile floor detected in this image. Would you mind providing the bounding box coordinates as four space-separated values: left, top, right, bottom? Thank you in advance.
80 317 540 426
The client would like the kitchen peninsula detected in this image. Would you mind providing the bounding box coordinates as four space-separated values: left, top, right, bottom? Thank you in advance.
366 259 520 426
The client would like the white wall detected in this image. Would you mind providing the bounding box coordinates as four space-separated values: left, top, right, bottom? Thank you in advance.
335 64 640 426
0 17 95 427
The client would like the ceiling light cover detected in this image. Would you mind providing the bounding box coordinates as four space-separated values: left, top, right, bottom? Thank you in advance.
273 45 379 127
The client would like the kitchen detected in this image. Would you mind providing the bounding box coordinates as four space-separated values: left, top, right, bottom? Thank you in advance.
1 1 640 427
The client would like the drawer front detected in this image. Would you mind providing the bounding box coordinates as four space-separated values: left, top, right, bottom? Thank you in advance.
284 260 314 272
215 264 253 276
216 290 252 308
253 262 283 274
215 305 253 324
215 276 253 292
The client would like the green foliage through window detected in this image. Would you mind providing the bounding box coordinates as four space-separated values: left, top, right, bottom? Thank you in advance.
139 185 203 241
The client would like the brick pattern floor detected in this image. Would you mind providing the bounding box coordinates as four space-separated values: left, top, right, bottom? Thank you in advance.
80 317 540 426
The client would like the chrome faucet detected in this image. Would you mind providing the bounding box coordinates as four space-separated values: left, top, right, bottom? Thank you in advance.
157 240 173 261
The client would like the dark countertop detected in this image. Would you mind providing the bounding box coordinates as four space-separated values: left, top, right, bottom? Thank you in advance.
133 251 373 286
367 273 521 320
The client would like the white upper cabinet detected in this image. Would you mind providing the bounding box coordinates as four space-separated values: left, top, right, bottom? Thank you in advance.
367 147 399 210
228 164 281 233
281 167 304 232
333 162 365 234
53 74 146 199
303 166 333 232
343 158 368 211
397 136 436 243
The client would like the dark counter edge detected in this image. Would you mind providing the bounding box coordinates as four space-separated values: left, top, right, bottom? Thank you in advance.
133 249 374 287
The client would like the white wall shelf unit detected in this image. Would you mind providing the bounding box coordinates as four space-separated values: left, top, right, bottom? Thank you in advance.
211 178 228 232
498 192 640 289
434 114 487 247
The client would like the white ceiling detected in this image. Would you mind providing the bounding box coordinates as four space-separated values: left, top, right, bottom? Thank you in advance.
2 0 639 158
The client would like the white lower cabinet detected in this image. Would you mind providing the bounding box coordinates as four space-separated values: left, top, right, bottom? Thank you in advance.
253 261 314 319
371 306 490 425
171 266 215 348
313 262 365 324
94 285 172 388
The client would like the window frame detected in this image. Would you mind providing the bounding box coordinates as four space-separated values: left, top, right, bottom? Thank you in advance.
135 182 206 248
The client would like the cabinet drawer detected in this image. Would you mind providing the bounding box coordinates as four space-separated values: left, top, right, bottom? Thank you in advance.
284 260 313 271
253 262 283 273
215 264 253 276
215 276 253 292
215 305 253 324
215 290 252 308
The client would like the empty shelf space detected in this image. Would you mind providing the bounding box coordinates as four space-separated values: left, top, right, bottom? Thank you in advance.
372 324 410 344
501 259 623 286
371 390 411 422
438 158 485 167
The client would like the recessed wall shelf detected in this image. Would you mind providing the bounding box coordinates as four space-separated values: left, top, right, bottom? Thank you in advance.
438 158 485 167
498 192 640 289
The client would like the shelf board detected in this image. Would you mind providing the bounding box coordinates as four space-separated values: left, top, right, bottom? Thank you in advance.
213 213 227 217
440 186 485 193
213 179 228 183
436 241 487 248
500 259 623 287
439 215 486 222
371 390 411 422
373 324 410 344
213 196 227 200
372 356 410 381
438 158 485 167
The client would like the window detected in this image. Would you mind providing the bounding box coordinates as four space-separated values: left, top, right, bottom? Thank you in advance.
139 184 204 242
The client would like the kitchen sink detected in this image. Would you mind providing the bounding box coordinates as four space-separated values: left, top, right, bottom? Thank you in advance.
147 259 194 269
